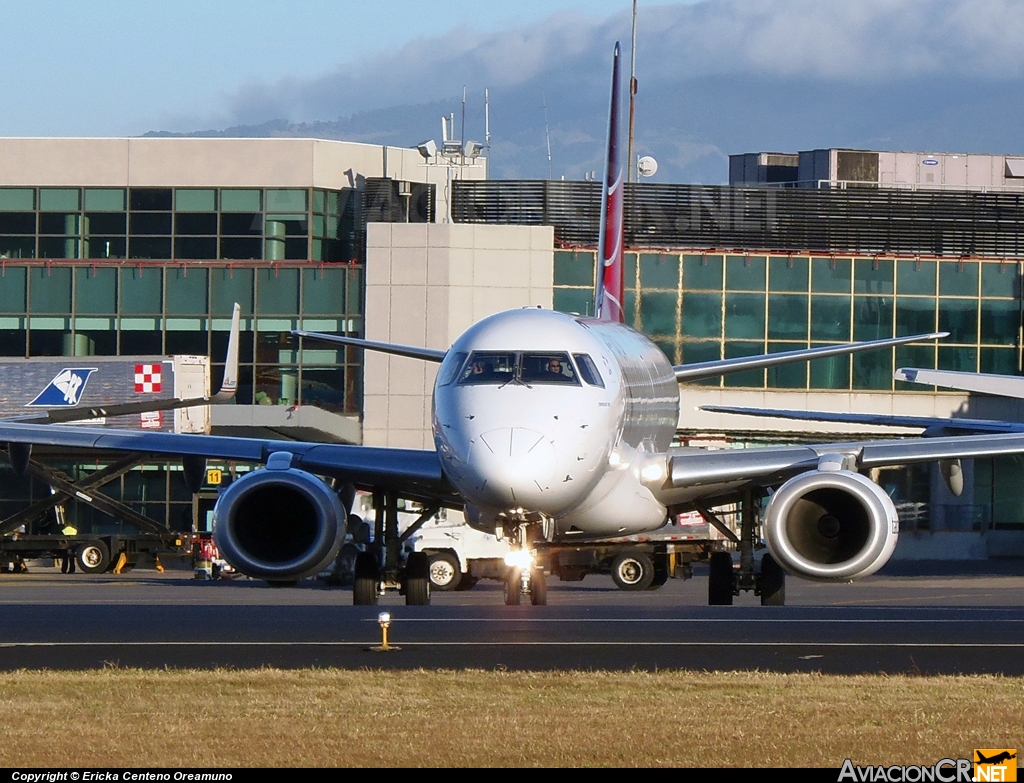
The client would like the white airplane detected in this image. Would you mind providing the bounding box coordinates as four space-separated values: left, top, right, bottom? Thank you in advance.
1 45 1021 607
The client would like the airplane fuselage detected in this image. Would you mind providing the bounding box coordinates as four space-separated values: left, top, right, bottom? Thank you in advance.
432 308 679 538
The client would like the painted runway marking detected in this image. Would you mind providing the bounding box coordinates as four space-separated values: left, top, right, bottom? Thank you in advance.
1 641 1023 648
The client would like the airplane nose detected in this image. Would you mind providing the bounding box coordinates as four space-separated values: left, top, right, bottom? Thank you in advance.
467 427 557 509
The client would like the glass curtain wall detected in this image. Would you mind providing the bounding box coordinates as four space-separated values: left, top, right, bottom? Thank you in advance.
0 263 362 413
553 249 1022 390
0 187 356 263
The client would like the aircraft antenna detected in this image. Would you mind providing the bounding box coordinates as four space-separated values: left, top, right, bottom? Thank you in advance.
543 91 553 180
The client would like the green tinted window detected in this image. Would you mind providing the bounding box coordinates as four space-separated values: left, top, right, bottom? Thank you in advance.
810 353 849 389
302 267 346 315
681 292 720 339
0 267 26 311
266 189 308 212
682 254 722 290
221 189 262 212
346 268 362 314
553 250 595 286
768 343 807 388
894 344 936 391
39 189 80 212
166 268 209 315
853 297 894 341
939 299 978 343
981 262 1017 298
84 189 125 212
0 189 34 211
211 267 254 315
257 268 299 314
554 288 592 316
640 253 679 289
175 189 217 212
726 255 766 291
326 191 341 215
74 268 117 314
769 256 808 292
938 346 977 372
811 257 851 293
723 341 764 388
896 297 936 337
854 258 894 294
853 350 893 390
896 260 936 296
30 267 72 312
939 261 979 297
724 293 765 339
810 295 851 341
313 190 326 214
767 294 807 340
980 347 1017 375
120 267 162 313
624 252 638 288
981 299 1017 344
640 292 676 335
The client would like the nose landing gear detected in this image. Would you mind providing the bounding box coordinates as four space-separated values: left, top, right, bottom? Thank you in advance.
503 566 548 606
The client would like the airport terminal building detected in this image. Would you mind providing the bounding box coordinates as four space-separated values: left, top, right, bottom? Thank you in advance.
1 138 1022 557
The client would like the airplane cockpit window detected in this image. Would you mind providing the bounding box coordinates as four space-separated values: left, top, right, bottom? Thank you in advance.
437 351 468 386
519 353 578 385
573 353 605 388
456 352 581 386
458 352 517 385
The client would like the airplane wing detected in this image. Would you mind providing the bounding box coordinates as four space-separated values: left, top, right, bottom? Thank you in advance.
697 405 1024 435
0 420 453 502
293 330 446 363
666 430 1024 490
896 367 1024 399
3 303 242 425
674 332 946 382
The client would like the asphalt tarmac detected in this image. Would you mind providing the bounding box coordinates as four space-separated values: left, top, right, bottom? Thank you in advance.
0 560 1022 673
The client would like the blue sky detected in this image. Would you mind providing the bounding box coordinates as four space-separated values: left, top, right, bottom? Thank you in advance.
0 0 639 136
3 1 1023 183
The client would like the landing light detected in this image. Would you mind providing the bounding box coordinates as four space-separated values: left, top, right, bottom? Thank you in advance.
503 550 534 570
640 462 666 482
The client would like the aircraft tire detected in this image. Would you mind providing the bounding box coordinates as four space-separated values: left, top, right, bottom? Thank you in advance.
648 555 670 590
759 553 786 606
405 552 431 606
529 568 547 605
610 551 655 591
427 552 462 591
76 541 110 574
708 552 735 606
353 552 379 606
503 569 522 606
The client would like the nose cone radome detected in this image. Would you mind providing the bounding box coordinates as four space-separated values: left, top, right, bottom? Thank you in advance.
466 427 558 510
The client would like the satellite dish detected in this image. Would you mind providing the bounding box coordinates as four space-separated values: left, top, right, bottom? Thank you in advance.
637 156 658 177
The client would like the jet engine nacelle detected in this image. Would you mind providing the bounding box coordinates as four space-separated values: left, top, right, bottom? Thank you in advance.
212 461 345 582
763 469 898 582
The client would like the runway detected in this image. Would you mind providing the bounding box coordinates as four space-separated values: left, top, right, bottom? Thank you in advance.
0 561 1021 673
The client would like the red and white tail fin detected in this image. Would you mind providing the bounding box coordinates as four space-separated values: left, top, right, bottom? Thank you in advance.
594 42 625 324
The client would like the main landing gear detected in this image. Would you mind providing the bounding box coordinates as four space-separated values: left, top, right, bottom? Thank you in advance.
351 491 436 607
700 490 786 607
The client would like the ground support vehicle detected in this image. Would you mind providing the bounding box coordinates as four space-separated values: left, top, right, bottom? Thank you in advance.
0 532 197 574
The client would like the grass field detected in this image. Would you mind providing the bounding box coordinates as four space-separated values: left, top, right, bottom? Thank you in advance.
0 669 1020 767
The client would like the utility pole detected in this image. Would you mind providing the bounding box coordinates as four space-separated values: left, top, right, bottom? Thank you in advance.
627 0 638 183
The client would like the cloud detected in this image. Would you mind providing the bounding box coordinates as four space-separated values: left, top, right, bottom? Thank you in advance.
213 0 1024 126
155 1 1024 184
